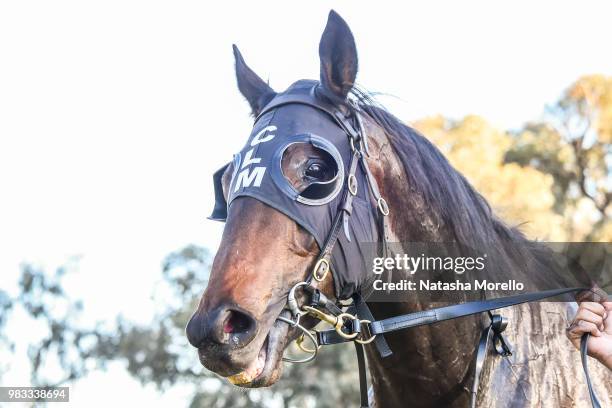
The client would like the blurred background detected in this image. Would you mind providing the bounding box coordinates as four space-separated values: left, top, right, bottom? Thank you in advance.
0 1 610 407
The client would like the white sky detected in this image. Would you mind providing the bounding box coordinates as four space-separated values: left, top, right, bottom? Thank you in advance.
1 1 611 406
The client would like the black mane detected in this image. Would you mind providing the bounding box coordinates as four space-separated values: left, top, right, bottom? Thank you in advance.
350 88 567 288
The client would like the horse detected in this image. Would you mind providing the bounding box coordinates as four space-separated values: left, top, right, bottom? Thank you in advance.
186 10 611 407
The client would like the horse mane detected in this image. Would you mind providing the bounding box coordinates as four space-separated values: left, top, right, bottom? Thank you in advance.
350 87 568 288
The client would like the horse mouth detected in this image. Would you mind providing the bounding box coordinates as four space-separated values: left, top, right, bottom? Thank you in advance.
224 312 292 388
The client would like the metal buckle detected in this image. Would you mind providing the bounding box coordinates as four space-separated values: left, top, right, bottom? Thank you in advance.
335 313 360 339
302 306 337 325
302 306 359 340
377 197 390 216
287 282 310 319
348 174 358 196
312 258 330 282
354 320 377 344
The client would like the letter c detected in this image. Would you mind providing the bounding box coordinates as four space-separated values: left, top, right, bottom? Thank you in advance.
251 125 277 146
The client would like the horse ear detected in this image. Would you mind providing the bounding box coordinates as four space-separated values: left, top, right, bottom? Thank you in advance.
233 44 275 117
318 10 358 101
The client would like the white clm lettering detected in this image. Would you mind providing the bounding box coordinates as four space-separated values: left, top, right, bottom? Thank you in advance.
233 125 276 192
241 148 261 169
233 167 267 192
251 125 276 146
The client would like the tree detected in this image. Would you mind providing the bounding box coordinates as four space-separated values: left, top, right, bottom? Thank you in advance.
1 247 361 407
505 75 612 240
412 75 611 241
413 115 566 240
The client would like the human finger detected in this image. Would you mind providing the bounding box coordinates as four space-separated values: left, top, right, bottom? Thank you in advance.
580 301 606 317
574 308 605 330
567 320 601 338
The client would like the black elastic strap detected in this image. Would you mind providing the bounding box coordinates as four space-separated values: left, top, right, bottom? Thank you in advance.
354 342 369 408
581 333 602 408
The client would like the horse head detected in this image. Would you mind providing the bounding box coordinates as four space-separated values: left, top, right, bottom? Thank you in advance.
185 11 367 387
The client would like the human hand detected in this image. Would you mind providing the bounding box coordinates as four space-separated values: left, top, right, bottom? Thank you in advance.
566 301 612 370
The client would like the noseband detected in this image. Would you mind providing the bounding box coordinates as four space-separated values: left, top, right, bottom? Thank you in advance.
210 81 603 408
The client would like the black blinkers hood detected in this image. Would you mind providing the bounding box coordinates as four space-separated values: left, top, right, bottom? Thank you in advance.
209 80 380 299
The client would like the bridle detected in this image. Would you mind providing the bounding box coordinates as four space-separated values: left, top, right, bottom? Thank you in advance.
264 92 604 408
213 83 604 408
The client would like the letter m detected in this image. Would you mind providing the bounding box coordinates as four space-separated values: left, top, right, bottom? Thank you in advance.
233 166 266 192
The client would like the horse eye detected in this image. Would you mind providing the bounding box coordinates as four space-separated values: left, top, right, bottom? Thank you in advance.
305 162 327 179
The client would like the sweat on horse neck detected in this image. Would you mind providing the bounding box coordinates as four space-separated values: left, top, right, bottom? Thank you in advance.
354 108 605 407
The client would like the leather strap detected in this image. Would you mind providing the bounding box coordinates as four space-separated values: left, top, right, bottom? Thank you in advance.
471 313 512 408
352 294 393 358
581 333 602 408
471 322 493 408
317 288 586 344
369 288 582 335
257 86 359 141
360 156 384 204
304 286 344 316
307 149 361 287
354 342 369 408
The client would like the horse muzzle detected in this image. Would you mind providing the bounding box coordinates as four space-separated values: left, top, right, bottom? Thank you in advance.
187 305 293 386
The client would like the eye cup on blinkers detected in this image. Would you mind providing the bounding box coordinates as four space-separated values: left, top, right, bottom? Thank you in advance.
208 133 344 222
271 134 344 206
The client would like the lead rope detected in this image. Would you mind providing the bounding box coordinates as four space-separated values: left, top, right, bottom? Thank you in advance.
581 333 602 408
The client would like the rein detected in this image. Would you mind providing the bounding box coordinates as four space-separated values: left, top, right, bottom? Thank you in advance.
272 95 604 408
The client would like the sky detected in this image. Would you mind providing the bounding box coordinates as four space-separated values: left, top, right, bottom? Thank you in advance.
1 1 612 406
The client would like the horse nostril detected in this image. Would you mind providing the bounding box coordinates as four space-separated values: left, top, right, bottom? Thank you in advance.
186 306 258 349
221 309 257 347
223 310 253 334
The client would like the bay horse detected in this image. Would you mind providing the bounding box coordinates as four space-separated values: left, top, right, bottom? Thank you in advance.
186 10 611 407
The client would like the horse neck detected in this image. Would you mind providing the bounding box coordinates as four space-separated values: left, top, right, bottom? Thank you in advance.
361 117 482 407
358 112 574 407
